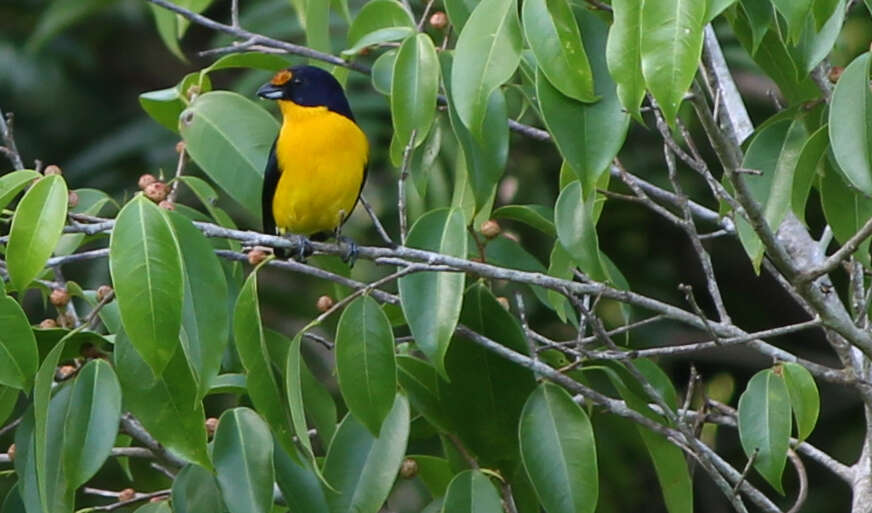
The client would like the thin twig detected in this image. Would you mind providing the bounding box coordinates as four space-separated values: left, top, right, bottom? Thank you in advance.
0 108 25 170
397 129 416 246
359 194 394 247
167 143 187 203
786 449 808 513
119 413 187 469
82 488 170 512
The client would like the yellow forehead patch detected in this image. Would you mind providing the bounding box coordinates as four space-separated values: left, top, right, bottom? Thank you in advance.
271 70 293 86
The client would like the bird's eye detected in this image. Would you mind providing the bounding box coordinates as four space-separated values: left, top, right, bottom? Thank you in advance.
292 78 303 85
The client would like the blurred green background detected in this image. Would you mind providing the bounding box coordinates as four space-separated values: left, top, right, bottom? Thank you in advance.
2 0 872 511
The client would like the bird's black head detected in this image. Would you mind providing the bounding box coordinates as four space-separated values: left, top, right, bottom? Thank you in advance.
256 65 355 121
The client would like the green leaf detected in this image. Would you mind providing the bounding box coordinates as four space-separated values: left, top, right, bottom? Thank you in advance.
537 9 629 192
172 464 226 513
820 161 872 265
139 87 184 133
0 170 40 210
789 0 845 75
829 52 872 196
450 0 522 137
555 181 604 280
640 0 706 125
738 369 791 493
372 49 398 95
344 0 415 56
302 0 330 54
285 330 316 464
637 423 694 513
274 444 330 513
148 0 213 60
0 385 18 427
780 362 819 442
522 0 595 102
735 117 807 271
519 382 598 513
398 208 467 378
493 204 555 236
444 0 478 31
772 0 812 43
392 33 440 146
180 91 279 220
55 188 114 256
336 295 397 435
397 355 451 432
0 295 38 390
736 0 773 54
32 337 67 513
214 407 275 513
110 195 183 375
26 0 114 51
234 269 297 455
6 175 67 291
114 330 211 468
607 0 646 120
791 124 828 221
177 175 238 229
301 357 337 446
442 470 503 513
439 284 536 470
813 0 841 29
169 213 229 395
62 359 121 488
410 455 454 497
208 373 247 395
322 395 410 513
133 501 172 513
201 52 291 74
706 0 737 22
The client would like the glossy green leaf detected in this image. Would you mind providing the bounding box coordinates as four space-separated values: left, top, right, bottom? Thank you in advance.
172 463 226 513
372 49 398 95
607 0 645 120
772 0 812 43
301 357 337 446
148 0 212 60
208 373 247 395
397 354 451 432
284 330 316 466
706 0 737 22
829 52 872 196
637 423 694 513
0 385 18 427
444 0 478 31
738 369 791 493
442 470 503 513
139 87 184 133
398 208 467 378
640 0 706 124
201 52 290 74
322 395 410 513
555 181 604 280
538 10 629 192
110 195 183 375
303 0 330 54
55 188 114 256
336 295 397 435
493 204 555 236
6 174 67 291
439 284 536 470
344 0 415 56
520 382 598 513
735 117 806 271
814 0 841 28
0 295 38 390
392 33 440 146
234 269 297 455
522 0 595 102
14 408 41 513
451 0 522 137
820 162 872 265
789 0 845 75
62 359 121 488
133 501 172 513
214 407 275 513
32 337 67 513
180 91 278 220
0 483 25 513
737 0 773 53
410 455 454 497
114 330 211 468
177 175 237 228
780 362 819 442
170 213 229 395
0 169 40 211
274 444 330 513
792 124 828 220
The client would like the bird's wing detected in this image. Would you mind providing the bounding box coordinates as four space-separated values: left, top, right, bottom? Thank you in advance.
262 139 280 234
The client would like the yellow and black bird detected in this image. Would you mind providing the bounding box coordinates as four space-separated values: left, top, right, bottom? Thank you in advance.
256 65 369 261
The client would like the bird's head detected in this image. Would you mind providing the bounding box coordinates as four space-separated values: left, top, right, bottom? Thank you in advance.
256 65 355 120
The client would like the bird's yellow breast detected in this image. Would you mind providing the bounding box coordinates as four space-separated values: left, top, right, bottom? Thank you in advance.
272 100 368 236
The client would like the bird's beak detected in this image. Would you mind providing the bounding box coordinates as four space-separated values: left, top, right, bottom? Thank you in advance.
256 83 284 100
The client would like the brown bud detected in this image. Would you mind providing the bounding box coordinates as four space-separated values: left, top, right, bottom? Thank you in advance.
56 313 74 328
496 296 510 310
96 284 114 302
39 318 58 329
247 247 269 266
399 458 418 478
138 173 157 190
316 295 335 313
359 46 371 56
186 85 202 101
205 417 219 436
149 497 165 503
118 488 136 502
175 141 186 154
49 288 70 307
57 365 77 380
828 65 844 83
144 181 169 203
43 164 62 176
158 199 175 211
480 219 501 239
67 191 79 209
429 11 448 29
6 444 15 462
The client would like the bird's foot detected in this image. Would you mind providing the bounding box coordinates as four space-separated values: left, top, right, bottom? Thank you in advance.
294 235 314 262
337 235 359 267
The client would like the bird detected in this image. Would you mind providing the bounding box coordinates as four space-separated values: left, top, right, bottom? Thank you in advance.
256 65 369 262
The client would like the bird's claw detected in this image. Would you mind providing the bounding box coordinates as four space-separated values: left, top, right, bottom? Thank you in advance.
295 236 314 262
338 235 359 267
